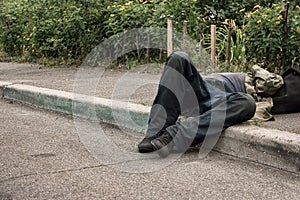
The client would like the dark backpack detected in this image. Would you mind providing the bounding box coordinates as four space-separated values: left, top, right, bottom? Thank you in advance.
270 68 300 114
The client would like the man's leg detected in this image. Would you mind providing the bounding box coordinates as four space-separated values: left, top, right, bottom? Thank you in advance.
161 92 256 155
138 51 210 153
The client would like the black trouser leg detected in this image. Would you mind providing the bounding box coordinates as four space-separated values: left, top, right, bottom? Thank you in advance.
146 51 210 138
166 92 256 152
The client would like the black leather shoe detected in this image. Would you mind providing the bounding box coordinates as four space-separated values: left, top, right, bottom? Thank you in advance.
138 136 157 153
150 130 174 158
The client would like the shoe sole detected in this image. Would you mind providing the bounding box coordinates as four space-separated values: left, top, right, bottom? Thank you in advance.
150 140 171 158
138 146 156 153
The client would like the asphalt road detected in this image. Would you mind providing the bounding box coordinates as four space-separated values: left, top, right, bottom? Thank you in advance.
0 99 300 199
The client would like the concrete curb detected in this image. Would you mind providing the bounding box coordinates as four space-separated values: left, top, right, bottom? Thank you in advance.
1 82 150 131
0 81 13 98
214 125 300 173
1 81 299 173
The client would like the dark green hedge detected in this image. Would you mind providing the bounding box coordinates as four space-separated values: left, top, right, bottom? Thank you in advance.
0 0 108 61
0 0 299 70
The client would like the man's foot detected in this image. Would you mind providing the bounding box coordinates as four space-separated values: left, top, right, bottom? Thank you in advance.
150 130 174 158
138 135 158 153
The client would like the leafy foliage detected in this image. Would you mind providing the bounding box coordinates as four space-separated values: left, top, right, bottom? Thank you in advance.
0 0 108 64
0 0 299 71
243 3 300 72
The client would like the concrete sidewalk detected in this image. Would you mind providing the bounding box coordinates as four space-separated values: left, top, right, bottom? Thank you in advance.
0 62 300 173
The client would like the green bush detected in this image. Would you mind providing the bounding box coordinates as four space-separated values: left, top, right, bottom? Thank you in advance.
0 0 108 64
104 0 204 40
243 3 300 72
0 0 28 56
195 0 300 26
103 0 205 67
0 0 299 70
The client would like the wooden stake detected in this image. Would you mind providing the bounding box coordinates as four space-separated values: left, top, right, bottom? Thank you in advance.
122 31 127 65
182 21 188 49
211 25 216 67
135 29 140 62
167 18 173 56
147 33 150 64
159 30 163 62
